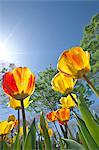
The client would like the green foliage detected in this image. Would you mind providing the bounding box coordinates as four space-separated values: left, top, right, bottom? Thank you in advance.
13 134 20 150
75 113 98 149
3 141 9 150
24 118 36 150
78 95 99 146
62 138 84 150
80 13 99 86
78 127 89 150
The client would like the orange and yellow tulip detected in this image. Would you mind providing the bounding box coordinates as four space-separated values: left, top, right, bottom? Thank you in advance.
59 94 77 109
56 108 70 125
8 96 31 110
46 108 70 125
0 121 14 135
46 111 57 122
51 72 75 94
2 67 35 100
57 47 91 78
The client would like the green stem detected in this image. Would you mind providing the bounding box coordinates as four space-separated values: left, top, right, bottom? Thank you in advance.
64 124 68 139
53 122 61 139
21 100 26 142
18 109 20 134
70 93 78 106
67 126 75 140
59 124 65 137
83 74 99 97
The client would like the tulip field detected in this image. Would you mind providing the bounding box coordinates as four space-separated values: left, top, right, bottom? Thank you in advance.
0 45 99 150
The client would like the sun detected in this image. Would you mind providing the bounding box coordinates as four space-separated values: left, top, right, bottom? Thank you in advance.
0 23 20 62
0 42 11 61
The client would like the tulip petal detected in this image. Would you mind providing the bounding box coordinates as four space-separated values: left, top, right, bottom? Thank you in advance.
84 51 91 73
26 74 35 95
59 94 76 108
46 111 57 122
13 67 33 94
0 121 14 135
2 72 19 97
9 96 30 109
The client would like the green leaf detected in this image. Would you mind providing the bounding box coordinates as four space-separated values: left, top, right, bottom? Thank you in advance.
62 138 84 150
3 142 8 150
78 96 99 146
76 113 98 150
0 141 8 150
13 134 20 150
40 112 52 150
38 137 44 150
2 141 8 150
78 126 89 150
24 118 36 150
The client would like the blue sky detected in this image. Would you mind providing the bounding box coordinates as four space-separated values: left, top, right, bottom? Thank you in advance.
0 1 99 74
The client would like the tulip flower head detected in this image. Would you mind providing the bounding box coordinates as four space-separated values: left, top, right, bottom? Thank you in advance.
46 108 70 125
56 108 70 125
57 47 91 78
0 121 14 135
51 72 75 94
46 111 57 122
59 94 77 109
2 67 35 101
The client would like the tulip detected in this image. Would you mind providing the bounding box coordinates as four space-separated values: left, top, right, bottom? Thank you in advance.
2 67 35 100
57 47 91 79
0 121 14 135
59 94 77 109
51 72 76 94
56 108 70 125
2 67 35 141
46 111 57 122
47 108 70 125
